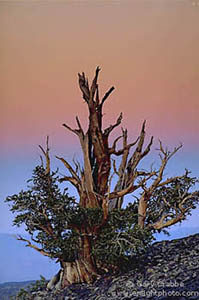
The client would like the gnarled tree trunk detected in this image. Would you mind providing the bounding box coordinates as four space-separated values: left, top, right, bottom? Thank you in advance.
61 239 98 287
47 234 99 290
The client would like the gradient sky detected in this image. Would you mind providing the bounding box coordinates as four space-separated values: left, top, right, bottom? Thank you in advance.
1 0 199 233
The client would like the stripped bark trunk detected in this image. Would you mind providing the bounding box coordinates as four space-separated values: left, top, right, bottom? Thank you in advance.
47 234 99 289
61 243 98 286
61 258 98 286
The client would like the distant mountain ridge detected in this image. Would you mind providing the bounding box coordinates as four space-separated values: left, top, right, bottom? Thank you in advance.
0 281 35 300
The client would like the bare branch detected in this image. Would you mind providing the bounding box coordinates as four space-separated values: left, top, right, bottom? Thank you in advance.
38 136 50 174
17 235 52 258
56 156 81 184
40 155 44 168
148 188 199 231
137 170 159 228
90 66 100 102
112 136 140 156
178 191 199 211
157 141 182 160
95 84 99 105
109 129 139 209
149 212 186 230
100 86 115 107
158 140 166 155
38 145 45 156
108 183 138 200
126 121 151 175
168 144 183 159
141 136 153 158
136 120 146 152
104 112 123 136
112 159 120 176
109 135 123 154
58 176 80 190
158 175 185 187
148 142 183 193
110 123 152 209
78 72 90 103
72 158 83 178
75 116 84 136
62 123 82 137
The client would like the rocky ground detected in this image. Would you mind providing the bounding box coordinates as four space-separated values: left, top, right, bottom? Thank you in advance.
18 233 199 300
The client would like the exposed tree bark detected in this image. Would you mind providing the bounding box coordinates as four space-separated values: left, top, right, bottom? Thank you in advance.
59 234 99 287
53 69 191 286
39 136 50 174
109 122 153 210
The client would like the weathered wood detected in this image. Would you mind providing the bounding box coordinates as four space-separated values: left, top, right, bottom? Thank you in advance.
38 136 50 174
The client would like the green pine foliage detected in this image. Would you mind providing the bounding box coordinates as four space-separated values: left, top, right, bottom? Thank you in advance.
145 173 199 234
93 207 153 270
5 163 199 272
6 166 79 261
5 165 153 269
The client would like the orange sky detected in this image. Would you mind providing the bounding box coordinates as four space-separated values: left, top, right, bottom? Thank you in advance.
1 0 199 156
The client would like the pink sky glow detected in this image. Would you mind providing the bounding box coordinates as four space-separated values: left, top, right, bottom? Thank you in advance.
0 0 199 232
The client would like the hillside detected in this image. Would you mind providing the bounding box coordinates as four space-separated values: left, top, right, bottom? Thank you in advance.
31 233 199 299
1 227 198 284
3 232 199 300
0 281 35 300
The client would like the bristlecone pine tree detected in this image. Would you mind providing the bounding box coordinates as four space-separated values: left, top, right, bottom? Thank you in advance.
6 68 199 290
